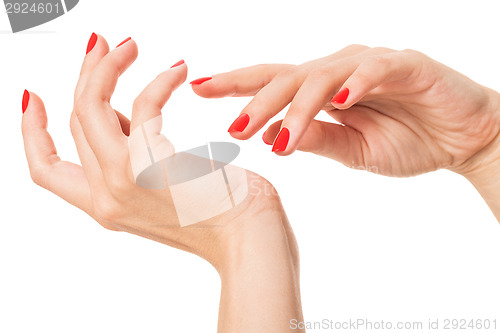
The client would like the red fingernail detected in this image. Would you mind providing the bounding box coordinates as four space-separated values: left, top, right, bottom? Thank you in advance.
331 87 349 104
228 113 250 133
86 32 97 55
190 77 212 85
262 131 272 145
22 90 30 114
272 127 290 152
171 59 185 68
116 37 131 48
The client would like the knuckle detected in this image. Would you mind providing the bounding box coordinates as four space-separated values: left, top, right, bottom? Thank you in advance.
29 164 46 187
401 48 419 55
401 48 426 60
74 95 93 119
307 67 331 81
274 66 299 82
132 95 148 110
93 198 122 224
69 113 79 136
106 171 134 196
370 46 394 54
365 54 391 67
343 44 369 52
133 94 163 112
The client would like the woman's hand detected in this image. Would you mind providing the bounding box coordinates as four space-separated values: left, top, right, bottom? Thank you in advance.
191 45 500 178
21 34 303 332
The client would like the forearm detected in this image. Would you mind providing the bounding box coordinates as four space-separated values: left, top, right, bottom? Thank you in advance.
217 206 303 332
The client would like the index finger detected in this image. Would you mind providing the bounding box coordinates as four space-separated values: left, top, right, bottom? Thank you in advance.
190 64 294 98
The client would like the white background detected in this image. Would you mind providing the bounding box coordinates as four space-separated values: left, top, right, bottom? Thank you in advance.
1 0 500 332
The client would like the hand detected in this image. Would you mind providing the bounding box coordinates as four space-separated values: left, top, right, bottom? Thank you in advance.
191 45 500 178
22 34 303 332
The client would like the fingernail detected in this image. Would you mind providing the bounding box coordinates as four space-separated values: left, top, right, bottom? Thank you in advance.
272 127 290 152
171 59 185 68
331 87 349 104
228 113 250 133
22 90 30 114
116 37 131 48
262 131 272 145
190 77 212 85
86 32 97 55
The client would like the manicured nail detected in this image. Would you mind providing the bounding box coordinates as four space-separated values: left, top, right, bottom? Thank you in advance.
22 90 30 114
272 127 290 152
86 32 97 55
171 59 185 68
228 113 250 133
116 37 131 48
262 131 272 145
331 87 349 104
190 77 212 85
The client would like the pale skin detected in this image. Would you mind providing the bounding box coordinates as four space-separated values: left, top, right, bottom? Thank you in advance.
22 39 500 332
192 45 500 221
21 35 303 333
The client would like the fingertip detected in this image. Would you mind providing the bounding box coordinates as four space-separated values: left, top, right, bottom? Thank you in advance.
330 87 351 110
114 37 139 62
262 120 282 146
22 89 30 114
170 59 185 69
190 77 212 85
168 60 188 84
190 77 214 97
116 37 131 48
271 127 290 154
85 33 110 57
262 131 272 145
21 91 48 134
228 130 252 141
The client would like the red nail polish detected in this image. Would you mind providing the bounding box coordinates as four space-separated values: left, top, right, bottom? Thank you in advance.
116 37 131 48
262 131 272 145
171 59 185 68
86 32 97 55
22 90 30 114
331 87 349 104
272 127 290 152
190 77 212 85
228 113 250 133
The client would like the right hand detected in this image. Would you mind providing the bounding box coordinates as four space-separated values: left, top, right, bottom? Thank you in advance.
191 45 500 178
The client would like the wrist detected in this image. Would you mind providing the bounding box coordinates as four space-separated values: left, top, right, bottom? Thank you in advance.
453 89 500 220
216 192 303 332
456 89 500 178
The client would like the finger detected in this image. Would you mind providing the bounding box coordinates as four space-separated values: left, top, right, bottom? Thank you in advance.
226 66 307 140
226 45 372 141
331 50 418 110
191 64 295 98
85 37 138 103
263 118 366 166
273 58 360 155
75 38 138 175
131 61 187 131
22 91 93 214
128 63 187 175
70 112 106 187
75 33 110 99
192 44 370 99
